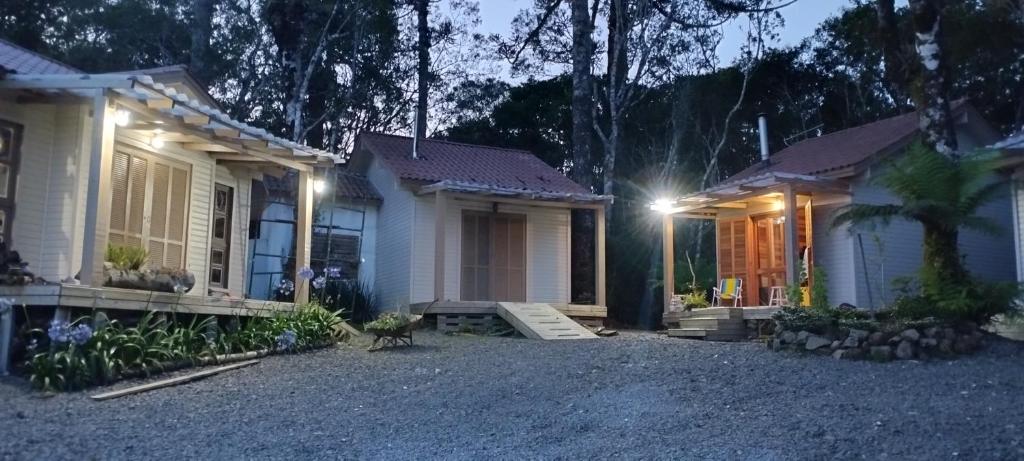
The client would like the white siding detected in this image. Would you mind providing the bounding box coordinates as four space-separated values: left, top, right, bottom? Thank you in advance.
367 157 414 310
1013 179 1024 283
409 195 571 305
811 201 858 306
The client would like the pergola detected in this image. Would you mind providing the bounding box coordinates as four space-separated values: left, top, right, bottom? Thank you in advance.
0 73 336 303
652 172 849 309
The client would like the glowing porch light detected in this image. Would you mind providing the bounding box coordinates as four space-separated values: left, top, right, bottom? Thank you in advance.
313 178 327 194
150 136 165 149
114 109 131 127
650 198 675 214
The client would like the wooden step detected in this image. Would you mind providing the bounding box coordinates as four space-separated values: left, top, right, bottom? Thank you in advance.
678 308 743 320
678 318 745 330
667 328 707 338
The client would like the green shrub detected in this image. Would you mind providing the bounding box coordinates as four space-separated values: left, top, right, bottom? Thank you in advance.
25 303 343 392
364 312 412 332
887 272 1019 325
680 289 709 310
106 244 148 271
785 284 804 308
771 306 833 334
314 279 377 324
810 267 830 310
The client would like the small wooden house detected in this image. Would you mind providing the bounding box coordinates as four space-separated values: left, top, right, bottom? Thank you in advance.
659 103 1015 319
0 39 333 315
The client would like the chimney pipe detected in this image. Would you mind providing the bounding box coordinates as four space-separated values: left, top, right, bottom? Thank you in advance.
758 113 770 164
411 110 419 159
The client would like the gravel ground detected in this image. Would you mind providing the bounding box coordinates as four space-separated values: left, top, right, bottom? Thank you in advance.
2 331 1024 460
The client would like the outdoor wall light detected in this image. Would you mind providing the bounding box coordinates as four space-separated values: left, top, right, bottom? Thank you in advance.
650 198 675 214
313 178 327 194
150 136 165 149
114 109 131 127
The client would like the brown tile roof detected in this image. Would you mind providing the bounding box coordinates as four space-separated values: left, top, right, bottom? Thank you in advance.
356 132 590 195
261 170 381 201
0 39 79 75
728 102 971 182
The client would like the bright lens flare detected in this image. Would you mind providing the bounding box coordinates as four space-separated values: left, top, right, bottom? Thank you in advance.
313 179 327 194
114 109 131 127
650 198 675 214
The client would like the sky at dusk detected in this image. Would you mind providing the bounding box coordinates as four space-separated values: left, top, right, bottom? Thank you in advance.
472 0 893 68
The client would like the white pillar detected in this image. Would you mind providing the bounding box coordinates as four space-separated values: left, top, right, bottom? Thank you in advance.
294 170 314 304
434 190 446 301
80 93 116 286
595 206 607 307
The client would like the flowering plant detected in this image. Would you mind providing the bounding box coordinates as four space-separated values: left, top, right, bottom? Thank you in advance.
297 266 315 280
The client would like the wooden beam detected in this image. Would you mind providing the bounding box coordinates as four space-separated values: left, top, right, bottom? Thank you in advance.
80 93 117 286
184 143 238 153
595 206 607 307
662 214 675 313
294 170 314 304
782 185 800 285
183 114 210 125
146 97 174 109
113 97 313 172
434 190 447 301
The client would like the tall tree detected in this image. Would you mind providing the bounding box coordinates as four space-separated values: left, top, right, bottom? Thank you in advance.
411 0 431 139
907 0 958 156
570 0 596 187
189 0 216 83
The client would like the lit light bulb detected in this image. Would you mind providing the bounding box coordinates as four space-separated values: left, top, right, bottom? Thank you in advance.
313 179 327 194
151 136 165 149
650 198 674 214
114 109 131 127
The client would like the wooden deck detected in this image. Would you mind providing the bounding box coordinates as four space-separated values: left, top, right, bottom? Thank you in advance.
410 301 607 318
663 306 780 325
0 284 295 317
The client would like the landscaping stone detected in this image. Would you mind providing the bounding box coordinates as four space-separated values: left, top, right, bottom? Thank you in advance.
805 335 831 351
900 329 922 342
830 340 842 350
796 330 810 345
919 338 938 348
867 332 886 346
848 329 869 341
870 345 893 361
780 330 797 344
895 340 915 360
770 338 783 352
832 348 864 360
939 338 955 354
842 335 860 349
924 326 940 338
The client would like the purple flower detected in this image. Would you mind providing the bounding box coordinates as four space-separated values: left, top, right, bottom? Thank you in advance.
276 279 295 296
312 276 326 290
47 320 70 344
297 266 315 280
325 266 342 279
70 324 93 346
276 330 297 351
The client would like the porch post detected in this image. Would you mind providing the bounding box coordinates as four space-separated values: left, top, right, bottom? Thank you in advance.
782 185 800 285
80 92 116 286
294 169 314 304
434 190 446 301
662 214 674 312
595 206 607 307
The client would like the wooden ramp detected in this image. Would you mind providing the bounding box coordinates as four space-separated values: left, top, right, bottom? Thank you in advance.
496 303 598 340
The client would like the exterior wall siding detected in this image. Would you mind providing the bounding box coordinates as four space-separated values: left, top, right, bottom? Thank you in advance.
408 196 571 305
366 157 413 310
811 200 858 306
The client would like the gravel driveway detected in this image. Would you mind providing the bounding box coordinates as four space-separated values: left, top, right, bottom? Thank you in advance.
2 331 1024 460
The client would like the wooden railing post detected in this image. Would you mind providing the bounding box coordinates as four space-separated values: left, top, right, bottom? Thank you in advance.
80 92 116 287
294 169 314 304
595 206 607 307
662 214 674 312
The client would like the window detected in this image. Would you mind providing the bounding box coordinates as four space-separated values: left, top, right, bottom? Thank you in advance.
209 183 233 288
109 149 190 269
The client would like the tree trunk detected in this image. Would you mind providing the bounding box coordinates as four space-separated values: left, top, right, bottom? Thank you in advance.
875 0 909 105
602 0 628 224
908 0 958 157
413 0 430 139
189 0 215 83
922 225 967 288
570 0 595 188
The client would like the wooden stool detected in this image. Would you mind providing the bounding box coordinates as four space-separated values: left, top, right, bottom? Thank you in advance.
768 286 788 307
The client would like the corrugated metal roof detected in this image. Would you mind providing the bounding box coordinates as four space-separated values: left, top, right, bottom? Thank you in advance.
356 132 591 195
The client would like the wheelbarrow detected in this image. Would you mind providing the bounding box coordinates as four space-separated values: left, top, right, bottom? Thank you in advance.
365 315 422 351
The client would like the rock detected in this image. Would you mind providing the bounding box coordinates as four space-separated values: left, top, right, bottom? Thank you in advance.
870 345 893 362
770 339 783 352
833 348 864 360
805 335 831 351
796 331 810 345
954 334 980 354
943 328 957 340
867 332 886 346
900 329 921 342
830 340 842 350
895 340 915 360
924 326 940 338
939 338 954 354
848 329 870 341
780 330 797 344
919 338 938 348
842 335 860 348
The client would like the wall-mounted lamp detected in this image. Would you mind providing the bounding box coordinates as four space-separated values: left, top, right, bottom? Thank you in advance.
313 178 327 194
150 136 165 149
114 109 131 127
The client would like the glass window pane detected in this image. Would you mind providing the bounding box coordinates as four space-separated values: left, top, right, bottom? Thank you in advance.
0 164 8 199
214 217 226 239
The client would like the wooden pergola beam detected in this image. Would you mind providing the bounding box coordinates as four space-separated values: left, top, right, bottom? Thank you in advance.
662 214 675 313
294 170 314 304
596 206 607 307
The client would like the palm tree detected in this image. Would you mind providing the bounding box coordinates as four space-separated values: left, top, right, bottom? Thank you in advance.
832 142 1003 289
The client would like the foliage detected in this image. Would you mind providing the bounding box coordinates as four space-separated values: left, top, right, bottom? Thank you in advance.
679 290 709 310
105 244 148 271
810 267 830 311
24 304 342 392
773 302 872 335
363 312 411 332
785 284 804 308
312 278 377 324
886 277 1020 325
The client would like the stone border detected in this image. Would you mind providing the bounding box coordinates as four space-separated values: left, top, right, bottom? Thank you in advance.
769 324 984 361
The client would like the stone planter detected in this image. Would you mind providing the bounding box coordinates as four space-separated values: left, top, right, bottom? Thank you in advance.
103 263 196 294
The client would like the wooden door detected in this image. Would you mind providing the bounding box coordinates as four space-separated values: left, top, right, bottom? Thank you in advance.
460 212 526 302
209 183 233 288
0 120 22 247
717 219 749 305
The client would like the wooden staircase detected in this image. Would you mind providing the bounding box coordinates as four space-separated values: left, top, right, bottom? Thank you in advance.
666 307 747 341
